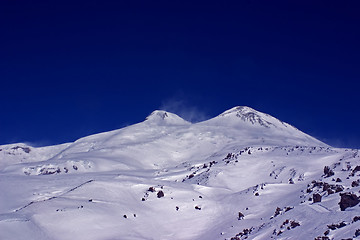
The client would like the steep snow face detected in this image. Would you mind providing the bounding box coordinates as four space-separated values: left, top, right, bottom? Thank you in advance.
202 106 326 147
215 106 293 129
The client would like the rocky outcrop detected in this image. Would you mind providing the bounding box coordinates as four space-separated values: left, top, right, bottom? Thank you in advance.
339 192 360 211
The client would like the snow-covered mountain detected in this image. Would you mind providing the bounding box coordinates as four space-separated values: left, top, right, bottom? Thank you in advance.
0 106 359 240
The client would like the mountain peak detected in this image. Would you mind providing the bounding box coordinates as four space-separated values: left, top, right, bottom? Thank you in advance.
145 110 170 120
145 110 190 125
216 106 279 128
200 106 326 146
220 106 257 116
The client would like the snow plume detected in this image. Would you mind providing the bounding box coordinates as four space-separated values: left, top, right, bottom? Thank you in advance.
160 98 208 123
24 140 53 148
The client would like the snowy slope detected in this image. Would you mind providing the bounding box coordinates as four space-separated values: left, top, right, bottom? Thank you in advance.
0 142 71 169
0 106 359 240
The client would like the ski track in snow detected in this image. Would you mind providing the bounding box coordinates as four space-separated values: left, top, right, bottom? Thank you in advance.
12 179 95 213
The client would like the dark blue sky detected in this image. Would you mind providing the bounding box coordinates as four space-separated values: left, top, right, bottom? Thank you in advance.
1 1 359 148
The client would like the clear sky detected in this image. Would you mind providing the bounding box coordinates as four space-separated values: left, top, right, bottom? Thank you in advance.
1 1 359 148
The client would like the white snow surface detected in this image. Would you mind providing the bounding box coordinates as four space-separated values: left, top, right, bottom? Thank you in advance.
1 106 359 240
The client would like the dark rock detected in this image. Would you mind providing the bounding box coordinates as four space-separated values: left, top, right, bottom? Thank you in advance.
39 167 61 175
335 185 344 193
11 146 31 153
323 183 331 191
312 181 324 187
351 166 360 176
148 187 155 192
313 193 322 203
195 206 201 210
274 207 281 217
284 206 293 212
336 178 342 182
238 212 244 220
327 189 334 195
123 215 127 218
209 161 217 167
339 192 360 211
327 224 337 230
282 219 289 226
353 216 360 222
289 220 300 229
157 190 164 198
351 180 359 187
355 229 360 237
324 166 334 177
314 237 330 240
337 222 346 228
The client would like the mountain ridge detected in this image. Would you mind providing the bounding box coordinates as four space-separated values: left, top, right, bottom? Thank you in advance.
0 106 327 172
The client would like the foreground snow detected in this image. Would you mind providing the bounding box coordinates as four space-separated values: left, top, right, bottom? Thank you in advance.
0 106 359 240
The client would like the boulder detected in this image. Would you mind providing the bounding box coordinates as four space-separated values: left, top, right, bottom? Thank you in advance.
339 192 360 211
